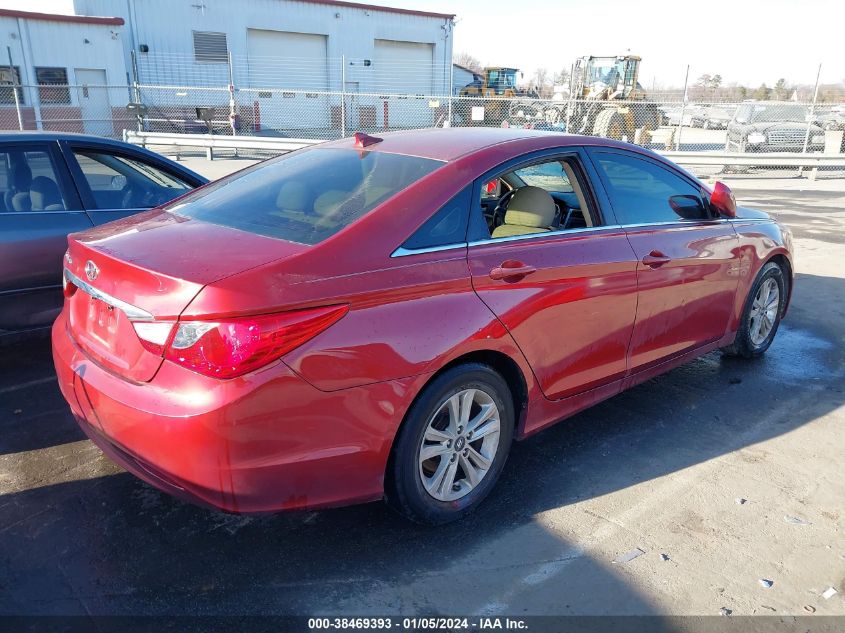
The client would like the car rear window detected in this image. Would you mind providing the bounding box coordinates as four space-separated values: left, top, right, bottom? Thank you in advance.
166 148 442 245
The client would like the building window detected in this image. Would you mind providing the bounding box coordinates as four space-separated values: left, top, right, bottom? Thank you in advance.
193 31 228 63
0 66 25 105
36 67 71 104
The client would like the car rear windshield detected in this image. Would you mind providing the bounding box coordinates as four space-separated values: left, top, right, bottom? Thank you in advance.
165 148 443 245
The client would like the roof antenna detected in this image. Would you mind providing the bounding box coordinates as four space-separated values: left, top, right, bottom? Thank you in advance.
353 132 382 148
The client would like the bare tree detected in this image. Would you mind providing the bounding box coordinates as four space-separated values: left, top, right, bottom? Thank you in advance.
532 67 551 98
553 67 571 87
453 52 483 74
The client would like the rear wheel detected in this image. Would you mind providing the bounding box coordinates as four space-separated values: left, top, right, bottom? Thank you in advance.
385 363 514 524
722 262 787 358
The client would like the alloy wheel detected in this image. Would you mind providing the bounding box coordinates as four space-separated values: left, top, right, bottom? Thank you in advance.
749 277 780 346
418 388 501 502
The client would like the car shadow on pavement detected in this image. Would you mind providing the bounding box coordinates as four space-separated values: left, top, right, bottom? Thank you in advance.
0 272 842 617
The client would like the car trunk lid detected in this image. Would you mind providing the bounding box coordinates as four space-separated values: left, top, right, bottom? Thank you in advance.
64 210 308 382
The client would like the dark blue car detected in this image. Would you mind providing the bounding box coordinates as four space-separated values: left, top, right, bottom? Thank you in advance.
0 132 207 343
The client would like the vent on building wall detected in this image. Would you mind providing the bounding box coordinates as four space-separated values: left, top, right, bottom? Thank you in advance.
193 31 228 63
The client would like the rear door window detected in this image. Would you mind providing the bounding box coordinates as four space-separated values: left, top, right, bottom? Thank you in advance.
71 149 193 210
0 147 74 212
167 148 443 245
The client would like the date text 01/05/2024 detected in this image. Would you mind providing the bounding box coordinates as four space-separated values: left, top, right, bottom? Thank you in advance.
307 617 528 630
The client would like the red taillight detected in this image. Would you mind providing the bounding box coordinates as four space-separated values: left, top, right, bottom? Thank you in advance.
62 272 77 298
151 305 348 379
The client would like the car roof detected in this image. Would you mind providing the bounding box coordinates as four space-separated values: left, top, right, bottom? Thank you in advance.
314 127 636 162
0 130 138 147
0 130 208 183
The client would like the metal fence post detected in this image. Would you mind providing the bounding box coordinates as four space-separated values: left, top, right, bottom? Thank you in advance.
676 64 689 151
227 51 238 140
447 59 453 126
130 50 142 132
340 55 347 138
801 63 822 155
800 63 822 178
6 46 23 131
565 62 575 133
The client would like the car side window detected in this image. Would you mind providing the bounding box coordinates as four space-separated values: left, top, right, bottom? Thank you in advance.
0 148 72 213
477 156 597 240
72 149 192 210
591 152 708 224
401 185 471 251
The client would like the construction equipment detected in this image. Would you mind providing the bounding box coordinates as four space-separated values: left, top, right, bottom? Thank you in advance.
501 55 660 143
458 67 538 124
566 55 659 142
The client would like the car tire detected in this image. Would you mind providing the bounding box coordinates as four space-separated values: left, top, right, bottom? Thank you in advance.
593 109 626 139
722 261 787 358
385 363 515 525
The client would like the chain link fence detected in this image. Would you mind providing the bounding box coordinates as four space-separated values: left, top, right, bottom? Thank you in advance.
123 85 845 156
2 51 844 169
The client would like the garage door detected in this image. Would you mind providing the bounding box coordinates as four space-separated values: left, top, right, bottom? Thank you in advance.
374 39 435 128
245 29 329 129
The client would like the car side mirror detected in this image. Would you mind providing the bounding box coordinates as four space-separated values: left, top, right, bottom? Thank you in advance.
709 181 737 218
669 195 707 220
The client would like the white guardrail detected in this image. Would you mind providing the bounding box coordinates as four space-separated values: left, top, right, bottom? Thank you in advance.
124 131 845 169
662 151 845 168
123 130 325 159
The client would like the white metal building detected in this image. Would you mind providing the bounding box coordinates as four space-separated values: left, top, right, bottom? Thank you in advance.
73 0 456 94
0 8 128 134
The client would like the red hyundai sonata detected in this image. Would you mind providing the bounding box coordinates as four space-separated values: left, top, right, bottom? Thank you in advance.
53 128 793 524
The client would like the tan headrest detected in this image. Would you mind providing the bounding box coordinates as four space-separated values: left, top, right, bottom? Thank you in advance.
313 190 349 217
504 186 556 228
275 181 310 213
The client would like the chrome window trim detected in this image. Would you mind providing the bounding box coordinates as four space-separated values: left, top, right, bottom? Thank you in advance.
392 218 739 255
390 243 468 258
467 224 623 248
728 217 773 224
619 218 731 229
63 268 153 321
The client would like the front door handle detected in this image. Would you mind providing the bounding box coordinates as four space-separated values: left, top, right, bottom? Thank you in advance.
641 250 671 268
489 261 537 281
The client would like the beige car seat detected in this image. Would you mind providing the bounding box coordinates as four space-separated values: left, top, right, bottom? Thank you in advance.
272 181 311 220
30 177 65 211
491 186 556 238
5 161 32 212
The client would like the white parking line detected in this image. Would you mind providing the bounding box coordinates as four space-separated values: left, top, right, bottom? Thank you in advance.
0 376 56 395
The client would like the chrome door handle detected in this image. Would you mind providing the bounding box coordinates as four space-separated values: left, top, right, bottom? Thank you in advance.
642 250 671 268
489 262 537 281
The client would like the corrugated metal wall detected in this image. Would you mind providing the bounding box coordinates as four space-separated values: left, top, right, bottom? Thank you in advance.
73 0 454 94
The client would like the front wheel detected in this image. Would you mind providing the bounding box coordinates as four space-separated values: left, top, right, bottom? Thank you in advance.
722 262 787 358
385 364 514 524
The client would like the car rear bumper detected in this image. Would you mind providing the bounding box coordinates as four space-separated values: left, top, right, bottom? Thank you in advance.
52 310 423 513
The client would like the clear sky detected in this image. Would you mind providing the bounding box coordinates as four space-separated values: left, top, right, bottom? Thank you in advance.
4 0 844 88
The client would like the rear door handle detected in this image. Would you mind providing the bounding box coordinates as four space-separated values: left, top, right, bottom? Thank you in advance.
641 250 671 268
489 261 537 281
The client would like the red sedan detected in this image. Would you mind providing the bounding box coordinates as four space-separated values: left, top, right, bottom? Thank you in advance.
52 129 793 524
